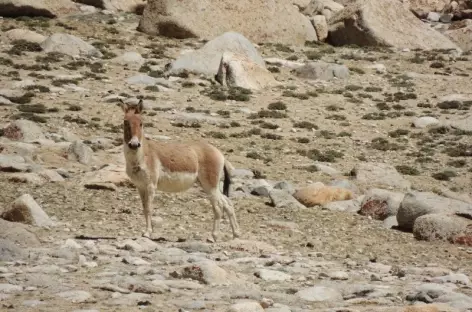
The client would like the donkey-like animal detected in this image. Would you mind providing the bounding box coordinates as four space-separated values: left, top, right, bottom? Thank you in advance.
119 99 240 241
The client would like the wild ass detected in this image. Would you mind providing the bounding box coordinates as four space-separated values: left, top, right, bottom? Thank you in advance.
119 99 240 241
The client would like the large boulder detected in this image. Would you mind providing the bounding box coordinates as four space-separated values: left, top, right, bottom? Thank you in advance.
3 29 46 44
40 33 103 58
350 162 411 192
413 213 472 243
215 52 278 90
0 0 78 17
73 0 145 13
2 194 56 227
397 191 472 231
444 25 472 52
138 0 316 45
168 32 265 77
293 182 354 207
327 0 461 50
358 188 405 221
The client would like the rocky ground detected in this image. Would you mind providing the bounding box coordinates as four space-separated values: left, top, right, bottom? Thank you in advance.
1 10 472 312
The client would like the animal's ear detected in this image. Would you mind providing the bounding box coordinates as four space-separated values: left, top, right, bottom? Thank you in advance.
136 99 144 114
118 99 128 113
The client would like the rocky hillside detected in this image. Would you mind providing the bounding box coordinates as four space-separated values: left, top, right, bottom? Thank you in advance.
0 0 472 311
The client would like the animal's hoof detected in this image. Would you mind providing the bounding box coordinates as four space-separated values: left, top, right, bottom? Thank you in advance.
142 232 151 238
233 231 241 239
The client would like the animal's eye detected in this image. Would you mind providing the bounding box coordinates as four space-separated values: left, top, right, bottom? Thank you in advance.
140 122 143 127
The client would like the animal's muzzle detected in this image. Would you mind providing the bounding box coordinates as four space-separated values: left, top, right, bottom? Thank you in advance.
128 137 141 150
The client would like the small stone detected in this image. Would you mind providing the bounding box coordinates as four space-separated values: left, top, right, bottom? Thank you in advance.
255 269 291 281
413 116 440 128
227 301 264 312
296 286 343 302
0 284 23 294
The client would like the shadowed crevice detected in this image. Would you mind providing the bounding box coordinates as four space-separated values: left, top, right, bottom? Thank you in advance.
0 4 56 18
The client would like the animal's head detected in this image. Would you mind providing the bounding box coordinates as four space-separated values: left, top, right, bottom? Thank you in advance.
119 99 144 151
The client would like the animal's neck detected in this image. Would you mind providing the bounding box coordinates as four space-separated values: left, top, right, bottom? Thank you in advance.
124 138 147 169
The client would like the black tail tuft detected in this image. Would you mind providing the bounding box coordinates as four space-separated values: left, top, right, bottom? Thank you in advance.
223 164 231 197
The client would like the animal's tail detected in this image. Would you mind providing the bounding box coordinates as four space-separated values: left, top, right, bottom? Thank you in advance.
223 162 231 198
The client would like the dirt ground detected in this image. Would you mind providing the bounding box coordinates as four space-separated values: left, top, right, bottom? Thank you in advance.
0 12 472 312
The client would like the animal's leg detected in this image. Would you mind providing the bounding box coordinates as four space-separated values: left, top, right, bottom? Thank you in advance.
139 185 155 238
209 192 223 242
219 194 240 239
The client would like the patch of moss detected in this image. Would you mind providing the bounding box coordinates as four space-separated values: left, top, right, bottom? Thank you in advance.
268 101 287 110
432 170 457 181
8 39 41 55
17 104 46 114
395 165 420 175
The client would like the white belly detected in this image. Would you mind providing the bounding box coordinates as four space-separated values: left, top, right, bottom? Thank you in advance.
157 171 198 193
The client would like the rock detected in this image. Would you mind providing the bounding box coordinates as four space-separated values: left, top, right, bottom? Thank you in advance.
431 273 470 286
383 215 398 229
178 260 228 285
232 168 255 179
0 95 13 105
402 305 441 312
68 140 93 165
269 189 306 210
366 63 387 74
227 302 264 312
293 61 350 80
413 116 440 128
0 239 26 261
296 286 343 302
267 183 293 198
264 57 305 69
413 213 472 242
293 182 353 207
406 0 450 12
0 219 40 247
218 239 277 254
0 154 30 172
314 162 340 176
397 191 472 231
125 74 159 86
311 15 329 41
3 29 46 43
327 270 349 280
0 0 78 17
215 52 278 90
2 194 55 227
105 292 151 306
323 198 362 212
168 32 265 77
82 164 130 187
255 269 291 281
110 51 145 67
303 0 344 15
444 25 472 52
56 290 92 303
328 0 461 50
249 179 272 197
3 119 45 142
138 0 317 46
0 283 23 294
40 33 103 58
440 13 453 23
351 162 411 192
358 188 405 221
427 12 441 22
73 0 145 13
